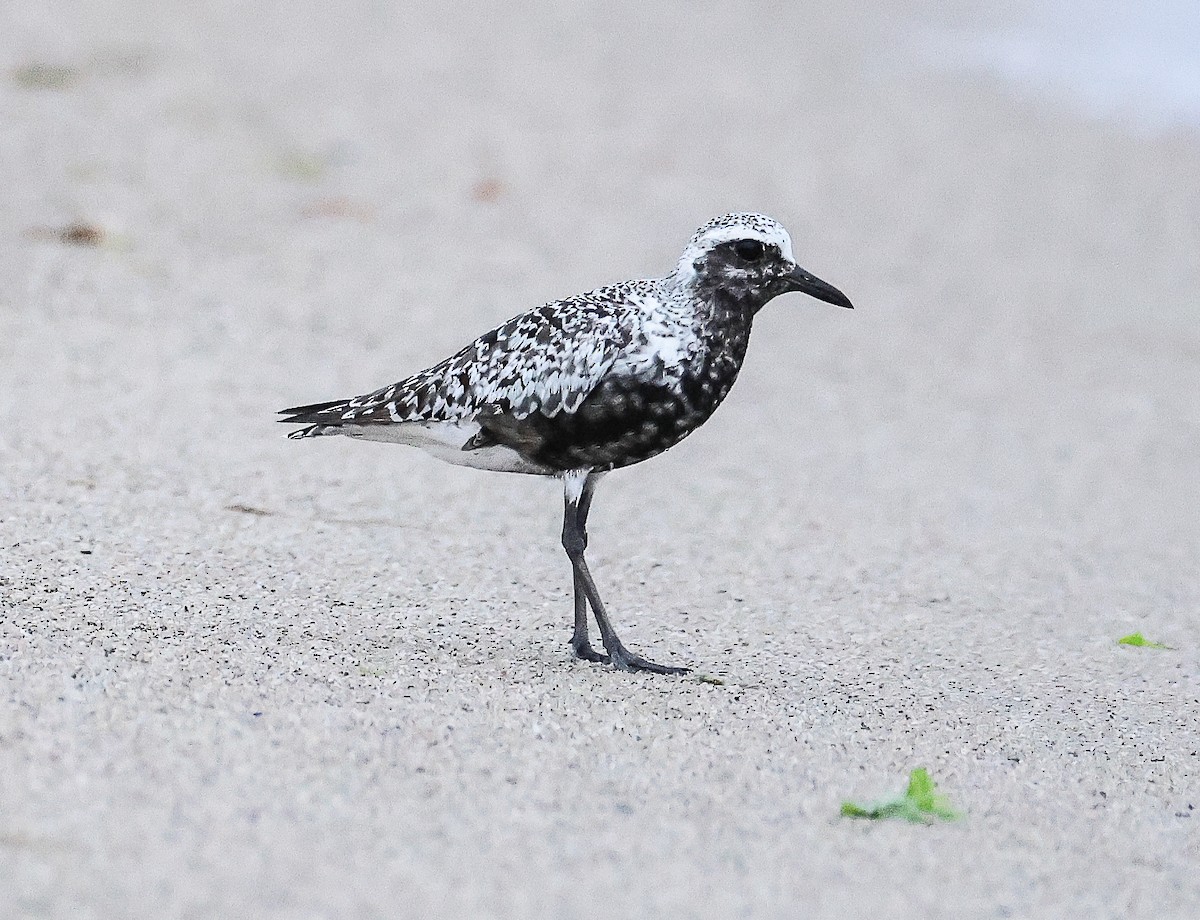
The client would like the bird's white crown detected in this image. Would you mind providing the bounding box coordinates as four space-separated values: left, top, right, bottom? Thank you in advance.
672 212 796 283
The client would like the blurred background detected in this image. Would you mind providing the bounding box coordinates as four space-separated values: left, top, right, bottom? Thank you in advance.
2 1 1198 917
4 0 1197 622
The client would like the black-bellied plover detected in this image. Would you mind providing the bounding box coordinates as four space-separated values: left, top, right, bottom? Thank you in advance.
280 213 852 674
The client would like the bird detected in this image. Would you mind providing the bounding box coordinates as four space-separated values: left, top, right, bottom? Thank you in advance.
279 212 853 674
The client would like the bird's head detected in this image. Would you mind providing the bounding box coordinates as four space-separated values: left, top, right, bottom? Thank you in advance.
671 213 853 312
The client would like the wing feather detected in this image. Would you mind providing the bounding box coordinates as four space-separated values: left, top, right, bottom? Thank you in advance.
279 287 643 430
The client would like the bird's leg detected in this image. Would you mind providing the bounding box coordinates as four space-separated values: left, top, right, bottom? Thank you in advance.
565 475 607 663
570 570 608 663
561 472 690 675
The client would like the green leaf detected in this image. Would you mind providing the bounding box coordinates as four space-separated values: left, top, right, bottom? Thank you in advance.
906 767 936 808
1117 632 1172 650
841 768 961 824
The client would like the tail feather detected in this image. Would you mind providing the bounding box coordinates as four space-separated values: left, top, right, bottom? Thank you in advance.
278 398 348 420
278 398 354 438
287 423 340 439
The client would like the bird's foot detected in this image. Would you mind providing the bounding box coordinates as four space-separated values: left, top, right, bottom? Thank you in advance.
570 638 611 664
607 644 690 675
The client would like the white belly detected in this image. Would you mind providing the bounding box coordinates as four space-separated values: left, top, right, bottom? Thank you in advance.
342 420 551 474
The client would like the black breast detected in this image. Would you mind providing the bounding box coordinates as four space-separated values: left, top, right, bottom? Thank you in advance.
478 313 752 472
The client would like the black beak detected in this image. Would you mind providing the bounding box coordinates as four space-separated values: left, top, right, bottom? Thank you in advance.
785 264 854 309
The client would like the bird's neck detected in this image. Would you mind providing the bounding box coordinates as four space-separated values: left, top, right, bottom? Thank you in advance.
661 275 759 359
682 287 755 370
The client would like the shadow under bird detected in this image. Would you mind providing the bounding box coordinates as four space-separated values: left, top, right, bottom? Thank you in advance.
280 212 853 674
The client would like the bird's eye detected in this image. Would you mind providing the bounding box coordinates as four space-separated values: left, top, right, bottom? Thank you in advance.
732 240 767 262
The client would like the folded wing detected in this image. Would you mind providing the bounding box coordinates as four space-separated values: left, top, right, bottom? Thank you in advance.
279 292 637 433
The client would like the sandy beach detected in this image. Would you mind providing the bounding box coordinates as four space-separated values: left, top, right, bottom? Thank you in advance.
2 1 1198 917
